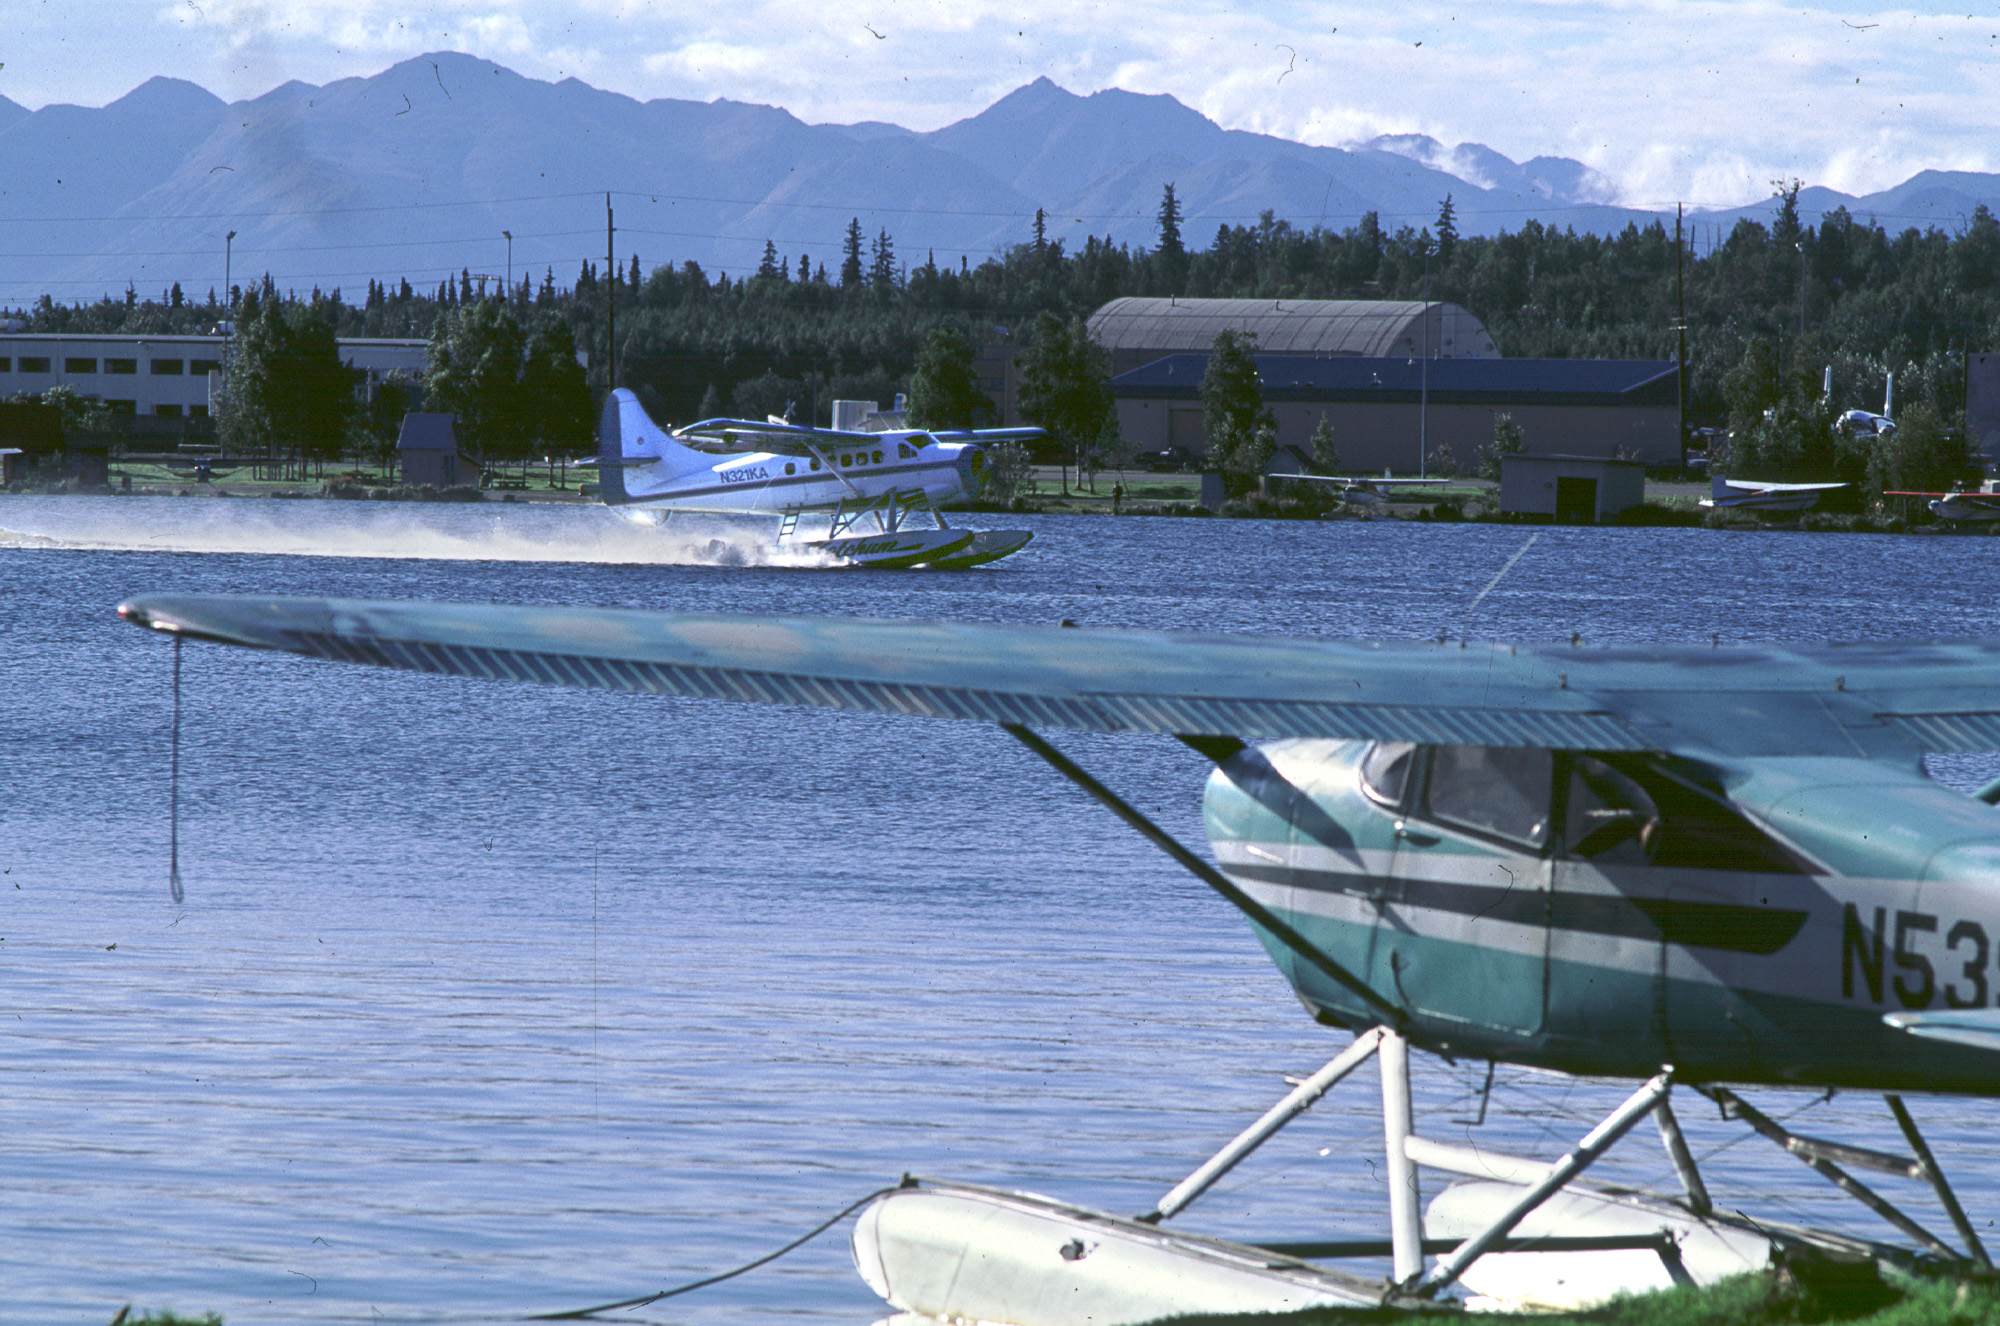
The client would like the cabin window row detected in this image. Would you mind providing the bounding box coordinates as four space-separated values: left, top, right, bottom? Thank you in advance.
1357 741 1804 872
802 443 918 474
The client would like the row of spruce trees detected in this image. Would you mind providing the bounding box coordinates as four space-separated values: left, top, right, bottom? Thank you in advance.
11 183 2000 486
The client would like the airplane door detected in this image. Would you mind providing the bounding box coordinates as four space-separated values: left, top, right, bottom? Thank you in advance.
1382 746 1553 1042
1547 756 1671 1069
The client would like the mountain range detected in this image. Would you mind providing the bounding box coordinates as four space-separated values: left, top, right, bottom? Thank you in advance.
3 52 1999 309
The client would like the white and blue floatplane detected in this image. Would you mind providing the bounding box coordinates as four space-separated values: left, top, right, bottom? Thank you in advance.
585 389 1039 568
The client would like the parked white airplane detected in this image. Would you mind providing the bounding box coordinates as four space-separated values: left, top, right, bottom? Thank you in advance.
588 389 1039 568
1698 476 1847 512
1266 472 1463 510
1886 482 2000 523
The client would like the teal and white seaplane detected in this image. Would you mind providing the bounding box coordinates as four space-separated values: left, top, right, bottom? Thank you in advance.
116 594 2000 1321
587 389 1040 568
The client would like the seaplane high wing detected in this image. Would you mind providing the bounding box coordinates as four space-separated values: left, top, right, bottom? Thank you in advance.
120 591 2000 1308
122 591 2000 1093
1699 476 1848 511
587 390 1042 568
1267 474 1462 507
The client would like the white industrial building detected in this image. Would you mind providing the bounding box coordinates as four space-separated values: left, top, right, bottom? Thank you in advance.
0 332 426 419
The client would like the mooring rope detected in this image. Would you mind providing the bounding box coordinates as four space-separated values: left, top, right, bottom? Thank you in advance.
169 633 184 905
524 1182 905 1319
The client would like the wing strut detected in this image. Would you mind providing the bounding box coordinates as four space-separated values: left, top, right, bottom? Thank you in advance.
1000 724 1403 1027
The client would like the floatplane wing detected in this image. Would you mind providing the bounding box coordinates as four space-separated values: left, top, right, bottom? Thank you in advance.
115 594 2000 761
1699 477 1848 510
121 592 2000 1305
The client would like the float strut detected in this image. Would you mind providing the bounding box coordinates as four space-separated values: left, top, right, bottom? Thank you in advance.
1706 1087 1960 1262
1887 1094 1989 1268
1144 1027 1385 1224
1380 1028 1424 1283
1410 1070 1673 1299
1653 1094 1711 1216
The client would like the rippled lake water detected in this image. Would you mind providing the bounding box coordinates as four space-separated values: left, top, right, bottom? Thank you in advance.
5 494 2000 1324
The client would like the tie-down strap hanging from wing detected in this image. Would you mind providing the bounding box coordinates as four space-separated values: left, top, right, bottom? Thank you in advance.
117 594 2000 759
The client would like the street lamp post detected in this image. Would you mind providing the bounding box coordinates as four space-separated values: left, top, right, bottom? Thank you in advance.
220 229 236 414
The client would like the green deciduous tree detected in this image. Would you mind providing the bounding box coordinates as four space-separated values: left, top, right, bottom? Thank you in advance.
1017 312 1118 482
1479 411 1525 481
426 299 527 462
1199 328 1275 489
906 325 993 429
1871 400 1980 495
222 295 356 476
1309 412 1339 474
980 439 1036 505
520 319 593 453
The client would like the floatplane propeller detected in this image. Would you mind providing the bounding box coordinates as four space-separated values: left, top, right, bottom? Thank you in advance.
120 594 2000 1321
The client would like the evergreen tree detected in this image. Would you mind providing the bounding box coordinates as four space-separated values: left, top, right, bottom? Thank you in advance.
1156 184 1184 259
840 219 866 290
906 325 992 429
870 228 898 298
756 240 783 283
1155 183 1187 293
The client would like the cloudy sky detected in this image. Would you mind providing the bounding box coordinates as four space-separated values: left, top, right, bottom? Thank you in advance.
7 0 1997 206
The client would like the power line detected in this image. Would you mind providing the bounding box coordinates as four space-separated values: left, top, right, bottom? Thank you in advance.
0 228 600 262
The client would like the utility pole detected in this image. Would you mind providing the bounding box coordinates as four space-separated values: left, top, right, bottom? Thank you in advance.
1419 244 1432 479
1796 239 1807 340
605 193 616 393
503 229 513 299
1676 204 1687 472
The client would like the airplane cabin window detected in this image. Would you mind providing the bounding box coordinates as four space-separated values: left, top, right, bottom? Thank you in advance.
873 450 884 464
1425 745 1552 847
1610 757 1806 873
1564 757 1660 862
1359 741 1416 806
784 462 796 475
811 459 821 471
